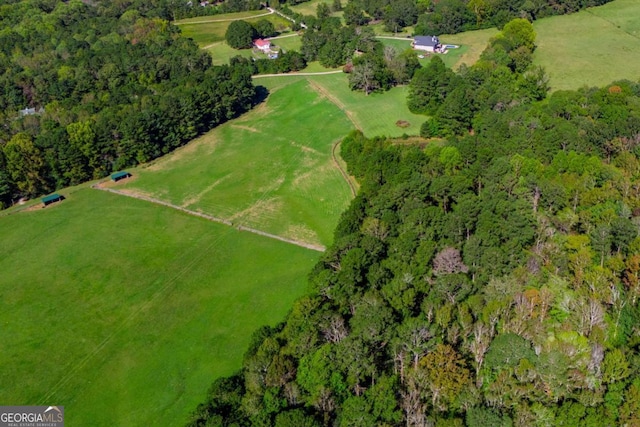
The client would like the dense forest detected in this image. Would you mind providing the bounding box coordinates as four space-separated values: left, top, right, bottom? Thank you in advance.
0 0 258 208
188 15 640 427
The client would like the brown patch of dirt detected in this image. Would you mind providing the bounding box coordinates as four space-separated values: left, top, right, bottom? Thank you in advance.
24 203 45 212
395 120 411 128
230 124 261 133
117 188 158 200
290 140 322 156
292 161 331 189
284 224 320 246
229 197 283 223
94 174 138 189
181 175 230 207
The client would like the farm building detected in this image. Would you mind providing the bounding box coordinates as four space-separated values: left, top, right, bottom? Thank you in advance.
42 193 64 206
254 39 271 52
111 171 132 182
413 36 441 52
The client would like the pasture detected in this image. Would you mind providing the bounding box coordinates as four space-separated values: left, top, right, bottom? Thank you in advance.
533 0 640 90
0 188 317 426
256 72 427 138
120 79 355 248
438 28 498 69
176 10 292 47
290 0 343 19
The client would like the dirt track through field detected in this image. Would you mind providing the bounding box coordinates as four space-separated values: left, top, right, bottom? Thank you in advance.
91 185 326 252
173 10 273 25
332 140 357 197
252 70 343 78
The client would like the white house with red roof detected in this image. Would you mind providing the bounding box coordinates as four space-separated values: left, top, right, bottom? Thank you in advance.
254 39 271 52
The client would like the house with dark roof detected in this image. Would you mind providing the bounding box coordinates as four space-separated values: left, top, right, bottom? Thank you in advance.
413 36 441 52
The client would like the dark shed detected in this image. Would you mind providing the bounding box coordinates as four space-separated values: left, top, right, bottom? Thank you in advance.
111 171 132 182
42 193 64 206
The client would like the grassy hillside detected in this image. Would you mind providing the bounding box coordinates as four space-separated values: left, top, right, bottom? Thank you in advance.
534 0 640 90
256 73 427 138
0 188 317 426
120 79 354 247
176 10 291 47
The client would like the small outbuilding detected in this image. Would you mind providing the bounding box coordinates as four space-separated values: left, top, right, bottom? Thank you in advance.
413 35 441 52
111 171 132 182
42 193 64 206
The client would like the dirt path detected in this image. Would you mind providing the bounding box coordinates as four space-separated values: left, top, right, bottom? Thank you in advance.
92 185 326 252
252 70 343 78
376 36 413 41
267 33 300 40
174 10 273 25
306 79 359 131
202 41 222 50
332 140 357 198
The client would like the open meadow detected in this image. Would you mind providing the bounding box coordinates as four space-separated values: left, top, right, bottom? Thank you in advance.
533 0 640 90
120 78 355 248
176 10 292 48
290 0 344 20
255 72 428 138
0 188 318 426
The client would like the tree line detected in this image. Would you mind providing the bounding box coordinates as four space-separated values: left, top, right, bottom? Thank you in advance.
415 0 614 35
188 18 640 427
0 0 258 208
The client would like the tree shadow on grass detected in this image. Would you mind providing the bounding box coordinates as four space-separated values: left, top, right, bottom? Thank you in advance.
253 85 270 106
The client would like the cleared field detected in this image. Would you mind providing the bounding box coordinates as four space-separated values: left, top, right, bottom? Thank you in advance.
207 41 255 65
257 72 426 138
0 188 317 426
439 28 498 69
120 79 354 247
290 0 343 18
534 0 640 90
270 33 303 52
175 10 269 24
177 11 291 47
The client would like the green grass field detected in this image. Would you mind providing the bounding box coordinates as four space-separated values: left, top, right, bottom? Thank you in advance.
177 10 291 47
255 72 427 138
175 10 269 24
270 34 303 52
290 0 343 19
439 28 498 69
0 188 318 426
534 0 640 90
206 41 252 65
120 79 354 248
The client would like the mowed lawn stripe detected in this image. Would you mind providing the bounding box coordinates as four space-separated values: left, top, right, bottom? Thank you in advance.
0 188 318 426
